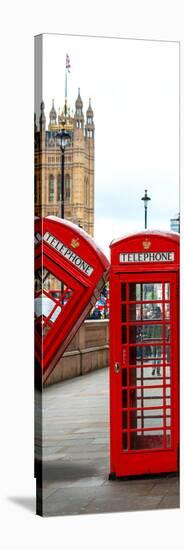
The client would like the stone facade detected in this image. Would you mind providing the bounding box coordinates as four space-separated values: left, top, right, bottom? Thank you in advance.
34 90 95 237
44 320 109 387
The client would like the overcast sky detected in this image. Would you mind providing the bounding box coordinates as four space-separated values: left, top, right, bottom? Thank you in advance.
42 34 179 257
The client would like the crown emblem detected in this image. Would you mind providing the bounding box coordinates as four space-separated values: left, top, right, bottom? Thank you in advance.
71 237 80 249
142 238 151 250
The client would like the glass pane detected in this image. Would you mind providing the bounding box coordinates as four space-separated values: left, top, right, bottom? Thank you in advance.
122 432 128 450
42 324 52 337
129 324 163 343
131 387 163 409
129 283 162 301
165 346 171 364
142 303 163 320
34 269 73 338
129 283 141 301
165 304 170 320
35 295 61 321
35 269 62 294
140 417 164 428
129 303 164 321
130 409 164 429
129 304 141 321
166 398 171 406
122 411 128 429
129 345 163 365
165 325 170 343
165 366 171 384
166 430 171 448
142 283 162 301
122 326 127 343
165 283 170 300
130 430 164 450
35 268 49 292
122 304 127 322
122 368 128 387
143 408 164 417
137 397 164 408
121 283 126 301
137 387 163 398
129 367 164 387
166 416 171 427
122 390 128 408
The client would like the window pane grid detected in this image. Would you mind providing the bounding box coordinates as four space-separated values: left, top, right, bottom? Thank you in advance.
127 360 170 369
35 270 73 338
121 281 173 452
122 426 171 433
121 299 170 304
121 406 172 412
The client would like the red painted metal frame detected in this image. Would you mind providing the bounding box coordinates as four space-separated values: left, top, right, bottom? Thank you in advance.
109 231 179 477
35 216 109 383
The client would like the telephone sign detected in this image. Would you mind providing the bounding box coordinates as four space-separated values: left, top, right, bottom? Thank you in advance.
120 251 175 263
109 231 179 477
35 216 109 383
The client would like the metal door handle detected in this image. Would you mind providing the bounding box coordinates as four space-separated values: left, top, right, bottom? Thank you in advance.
114 362 120 374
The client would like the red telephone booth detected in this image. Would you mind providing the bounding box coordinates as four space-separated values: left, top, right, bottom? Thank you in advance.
109 231 179 477
35 216 109 383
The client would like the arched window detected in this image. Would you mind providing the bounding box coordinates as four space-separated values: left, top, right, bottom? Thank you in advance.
65 174 70 201
49 175 54 202
57 174 61 201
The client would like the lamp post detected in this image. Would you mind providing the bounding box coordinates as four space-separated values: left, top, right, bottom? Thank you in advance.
56 130 72 299
56 130 71 219
141 189 151 230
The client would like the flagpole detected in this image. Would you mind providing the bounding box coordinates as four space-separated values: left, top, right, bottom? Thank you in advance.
65 54 71 124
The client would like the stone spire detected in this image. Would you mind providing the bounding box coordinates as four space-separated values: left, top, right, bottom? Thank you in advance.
49 98 57 126
85 98 94 138
74 88 84 130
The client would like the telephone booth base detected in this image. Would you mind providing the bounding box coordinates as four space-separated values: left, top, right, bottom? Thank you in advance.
110 450 178 479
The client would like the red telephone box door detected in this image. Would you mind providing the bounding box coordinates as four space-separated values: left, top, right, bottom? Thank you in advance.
110 271 179 476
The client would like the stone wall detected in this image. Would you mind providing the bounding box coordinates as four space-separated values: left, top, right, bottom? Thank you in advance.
44 319 109 387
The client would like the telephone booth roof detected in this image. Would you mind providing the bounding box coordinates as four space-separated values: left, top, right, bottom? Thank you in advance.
36 216 109 268
34 216 109 382
110 230 179 248
110 230 179 272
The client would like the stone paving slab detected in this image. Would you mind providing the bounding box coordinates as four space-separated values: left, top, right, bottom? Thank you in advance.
157 495 180 509
41 367 179 517
81 495 164 516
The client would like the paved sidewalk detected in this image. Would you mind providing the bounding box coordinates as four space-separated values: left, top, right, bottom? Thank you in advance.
40 368 179 516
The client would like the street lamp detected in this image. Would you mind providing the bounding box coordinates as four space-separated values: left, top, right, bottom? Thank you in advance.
141 189 151 230
56 130 71 219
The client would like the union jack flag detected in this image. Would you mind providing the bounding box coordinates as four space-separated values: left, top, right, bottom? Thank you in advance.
66 53 71 72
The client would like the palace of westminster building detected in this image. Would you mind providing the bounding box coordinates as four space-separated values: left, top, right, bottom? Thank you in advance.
34 89 95 237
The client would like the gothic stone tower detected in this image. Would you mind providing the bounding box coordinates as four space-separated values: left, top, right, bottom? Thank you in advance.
34 89 95 237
